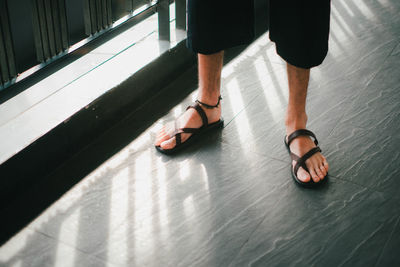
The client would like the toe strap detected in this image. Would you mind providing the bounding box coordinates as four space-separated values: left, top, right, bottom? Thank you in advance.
172 126 202 146
175 132 182 146
293 146 322 177
169 104 208 148
179 127 201 134
287 129 319 147
165 104 209 149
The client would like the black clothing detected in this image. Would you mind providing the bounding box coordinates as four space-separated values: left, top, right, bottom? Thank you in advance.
187 0 331 68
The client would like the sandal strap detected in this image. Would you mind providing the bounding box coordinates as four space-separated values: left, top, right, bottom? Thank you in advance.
293 146 322 177
170 98 221 148
175 132 181 146
290 152 300 162
195 96 222 109
187 103 208 127
180 127 201 134
172 127 199 146
287 129 318 147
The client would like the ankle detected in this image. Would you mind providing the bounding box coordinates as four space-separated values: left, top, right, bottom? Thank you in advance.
196 95 222 109
285 113 308 134
197 94 221 106
196 97 222 123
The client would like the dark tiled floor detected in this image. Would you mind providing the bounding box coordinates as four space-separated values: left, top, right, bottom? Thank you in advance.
1 0 400 266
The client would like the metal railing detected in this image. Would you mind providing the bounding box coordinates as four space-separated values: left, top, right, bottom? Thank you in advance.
0 0 185 91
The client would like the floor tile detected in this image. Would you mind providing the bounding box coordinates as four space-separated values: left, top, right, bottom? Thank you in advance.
338 46 400 134
89 142 292 267
0 228 111 267
317 0 400 90
27 142 188 255
376 216 400 267
229 179 400 267
324 121 400 198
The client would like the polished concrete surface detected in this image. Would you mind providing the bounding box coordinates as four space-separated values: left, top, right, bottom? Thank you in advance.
1 0 400 266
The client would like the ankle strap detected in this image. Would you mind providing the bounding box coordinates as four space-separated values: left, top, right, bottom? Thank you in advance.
195 96 222 109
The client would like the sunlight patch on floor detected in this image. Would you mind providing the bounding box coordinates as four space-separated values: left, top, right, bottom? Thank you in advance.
354 0 375 19
331 4 354 38
183 195 195 220
254 57 284 123
133 150 155 258
107 168 129 263
340 1 356 17
55 211 80 267
226 78 254 146
155 159 170 229
226 78 245 115
0 230 28 263
199 164 210 192
179 159 191 182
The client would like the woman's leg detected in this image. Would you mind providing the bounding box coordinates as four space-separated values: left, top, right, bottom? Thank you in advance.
285 63 329 183
269 0 331 183
155 0 254 150
155 52 224 150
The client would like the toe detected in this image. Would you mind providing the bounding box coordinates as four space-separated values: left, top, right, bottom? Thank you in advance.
319 161 328 177
323 158 329 172
155 127 172 146
315 166 325 180
320 165 327 177
160 137 176 150
309 168 320 183
155 132 169 146
296 166 311 183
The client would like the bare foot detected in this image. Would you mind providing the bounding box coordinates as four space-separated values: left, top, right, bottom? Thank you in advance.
286 130 329 183
155 103 221 150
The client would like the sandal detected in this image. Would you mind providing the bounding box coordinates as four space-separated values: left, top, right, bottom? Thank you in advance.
155 97 224 154
284 129 328 187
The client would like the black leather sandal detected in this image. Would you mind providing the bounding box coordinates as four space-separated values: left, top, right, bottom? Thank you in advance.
155 97 224 155
284 129 328 187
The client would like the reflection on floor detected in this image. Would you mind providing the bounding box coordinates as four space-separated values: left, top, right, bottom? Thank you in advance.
1 0 400 266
